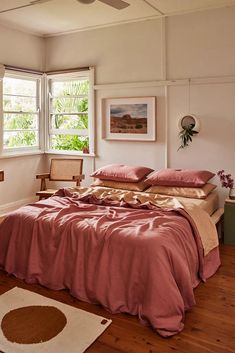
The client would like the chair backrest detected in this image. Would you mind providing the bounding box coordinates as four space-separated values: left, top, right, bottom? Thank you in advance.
50 159 83 181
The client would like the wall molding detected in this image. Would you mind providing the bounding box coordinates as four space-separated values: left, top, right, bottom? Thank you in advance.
94 75 235 91
94 79 188 90
0 196 37 216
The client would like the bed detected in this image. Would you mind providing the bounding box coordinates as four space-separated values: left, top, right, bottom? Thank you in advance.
0 185 221 337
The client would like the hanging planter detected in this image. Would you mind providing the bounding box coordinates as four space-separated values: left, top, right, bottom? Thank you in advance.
177 114 200 151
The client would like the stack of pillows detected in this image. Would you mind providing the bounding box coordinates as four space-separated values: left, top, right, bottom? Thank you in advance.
144 168 216 199
91 164 153 192
91 164 216 199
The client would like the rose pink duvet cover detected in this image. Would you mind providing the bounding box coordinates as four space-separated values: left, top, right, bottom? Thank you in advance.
0 191 220 337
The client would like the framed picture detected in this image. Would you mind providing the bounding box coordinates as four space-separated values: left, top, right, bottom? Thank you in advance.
102 96 156 141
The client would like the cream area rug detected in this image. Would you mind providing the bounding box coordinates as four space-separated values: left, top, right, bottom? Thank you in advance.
0 287 112 353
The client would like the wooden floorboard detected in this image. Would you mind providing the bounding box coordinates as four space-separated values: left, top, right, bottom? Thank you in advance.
0 244 234 353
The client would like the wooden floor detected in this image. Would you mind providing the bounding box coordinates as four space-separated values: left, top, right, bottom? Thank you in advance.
0 244 234 353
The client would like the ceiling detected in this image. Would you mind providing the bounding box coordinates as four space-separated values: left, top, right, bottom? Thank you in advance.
0 0 235 37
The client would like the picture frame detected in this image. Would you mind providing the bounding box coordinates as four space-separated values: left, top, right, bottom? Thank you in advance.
102 96 156 141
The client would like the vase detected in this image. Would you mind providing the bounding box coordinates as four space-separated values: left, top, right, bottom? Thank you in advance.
229 188 235 200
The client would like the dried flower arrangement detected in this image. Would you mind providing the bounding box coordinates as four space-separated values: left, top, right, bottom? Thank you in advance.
217 170 234 189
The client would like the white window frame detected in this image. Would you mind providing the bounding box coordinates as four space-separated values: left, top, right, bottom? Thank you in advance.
0 70 43 156
45 68 95 156
0 67 95 158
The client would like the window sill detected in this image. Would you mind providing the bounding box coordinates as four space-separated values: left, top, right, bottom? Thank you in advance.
0 150 96 159
0 150 44 159
45 150 96 158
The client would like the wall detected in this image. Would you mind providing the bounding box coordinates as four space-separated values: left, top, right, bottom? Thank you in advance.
0 154 45 211
45 20 163 84
166 7 235 203
166 7 235 79
0 24 44 70
0 24 45 210
45 8 235 203
1 6 235 208
46 19 166 186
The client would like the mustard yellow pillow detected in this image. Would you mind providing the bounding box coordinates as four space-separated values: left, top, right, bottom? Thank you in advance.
145 183 216 199
91 178 149 192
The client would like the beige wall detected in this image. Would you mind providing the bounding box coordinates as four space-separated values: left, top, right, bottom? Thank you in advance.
0 23 44 70
0 154 45 208
45 20 163 84
166 7 235 79
45 8 235 203
45 20 166 186
0 24 45 209
166 8 235 203
1 6 235 208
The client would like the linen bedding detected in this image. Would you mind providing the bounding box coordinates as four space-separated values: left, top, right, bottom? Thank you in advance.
0 187 220 337
173 191 219 216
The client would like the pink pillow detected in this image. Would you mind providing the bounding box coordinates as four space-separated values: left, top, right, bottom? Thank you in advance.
90 164 153 182
145 169 215 187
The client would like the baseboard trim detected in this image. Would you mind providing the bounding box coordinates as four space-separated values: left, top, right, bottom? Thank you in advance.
0 196 37 216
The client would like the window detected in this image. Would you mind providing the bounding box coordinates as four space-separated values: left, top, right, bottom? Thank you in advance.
1 72 41 154
0 67 94 157
47 69 94 154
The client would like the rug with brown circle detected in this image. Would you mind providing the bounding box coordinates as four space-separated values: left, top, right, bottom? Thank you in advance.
0 287 111 353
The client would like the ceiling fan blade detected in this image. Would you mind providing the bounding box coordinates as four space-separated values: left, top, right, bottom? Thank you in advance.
30 0 52 4
77 0 96 4
98 0 130 10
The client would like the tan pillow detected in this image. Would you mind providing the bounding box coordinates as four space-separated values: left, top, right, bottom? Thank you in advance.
145 183 216 199
91 178 149 192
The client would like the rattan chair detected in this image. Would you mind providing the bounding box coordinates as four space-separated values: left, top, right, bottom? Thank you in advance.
36 158 84 200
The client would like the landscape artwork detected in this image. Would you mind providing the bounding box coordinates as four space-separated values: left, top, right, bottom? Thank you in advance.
102 97 156 141
110 104 147 134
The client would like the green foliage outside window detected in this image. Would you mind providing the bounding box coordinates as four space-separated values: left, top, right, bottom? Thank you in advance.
2 77 90 152
5 131 37 148
3 77 38 149
51 80 89 152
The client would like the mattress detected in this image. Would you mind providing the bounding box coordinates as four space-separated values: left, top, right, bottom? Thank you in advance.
174 191 219 216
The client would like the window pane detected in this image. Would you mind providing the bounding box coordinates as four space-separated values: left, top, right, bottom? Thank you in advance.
4 114 38 130
4 131 38 148
3 96 37 112
51 97 88 113
52 80 89 96
51 114 88 130
2 74 41 153
48 73 92 153
50 134 89 151
3 77 37 96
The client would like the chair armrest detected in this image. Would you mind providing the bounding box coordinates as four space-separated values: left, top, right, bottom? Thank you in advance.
36 173 50 180
36 173 50 191
73 174 85 186
73 174 85 181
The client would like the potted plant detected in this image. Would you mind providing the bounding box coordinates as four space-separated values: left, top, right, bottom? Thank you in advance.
217 170 235 199
178 123 199 150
